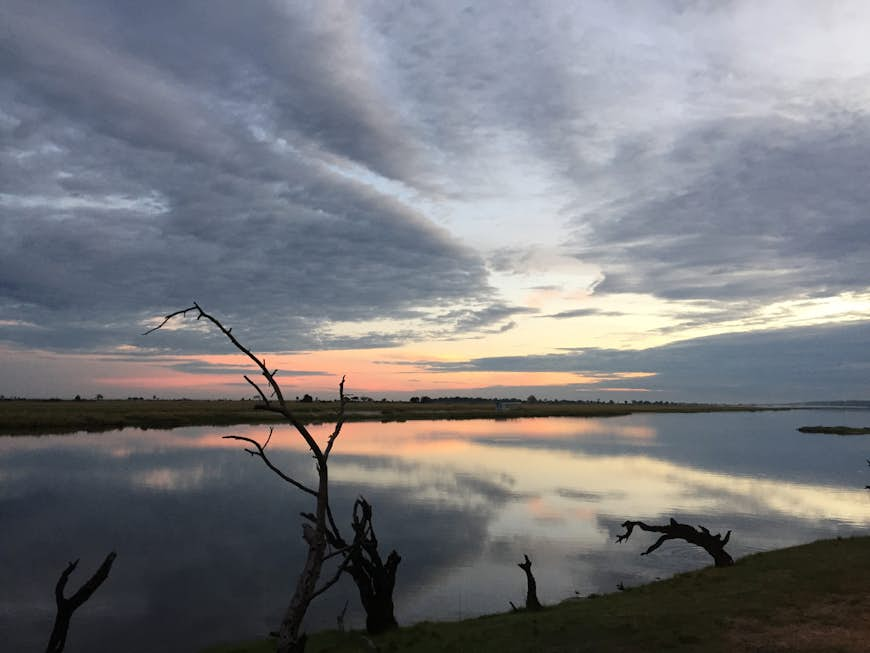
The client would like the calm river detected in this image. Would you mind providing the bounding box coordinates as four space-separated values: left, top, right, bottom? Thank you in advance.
2 409 869 651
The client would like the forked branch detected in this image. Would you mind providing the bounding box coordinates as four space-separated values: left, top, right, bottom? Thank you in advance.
144 302 347 467
222 432 318 497
46 552 116 653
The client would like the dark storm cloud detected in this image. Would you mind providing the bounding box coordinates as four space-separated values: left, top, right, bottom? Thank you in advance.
0 0 499 354
409 320 870 402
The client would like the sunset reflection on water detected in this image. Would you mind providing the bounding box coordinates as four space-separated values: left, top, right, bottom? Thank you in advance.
1 410 869 652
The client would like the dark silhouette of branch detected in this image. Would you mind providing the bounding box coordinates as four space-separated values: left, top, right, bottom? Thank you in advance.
222 434 318 497
323 376 347 460
616 518 734 567
306 496 402 634
336 600 349 632
144 303 351 653
146 303 331 464
515 554 542 610
245 375 270 404
46 552 116 653
310 554 353 601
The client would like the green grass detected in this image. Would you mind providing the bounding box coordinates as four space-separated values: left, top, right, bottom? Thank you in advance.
0 398 780 435
798 425 870 435
201 536 870 653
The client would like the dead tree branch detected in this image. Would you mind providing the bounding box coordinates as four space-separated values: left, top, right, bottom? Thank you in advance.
145 303 349 653
221 434 318 497
46 552 116 653
616 517 734 567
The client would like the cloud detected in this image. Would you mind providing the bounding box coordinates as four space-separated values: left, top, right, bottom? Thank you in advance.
409 320 870 402
0 1 506 354
433 303 538 335
167 361 329 377
543 308 625 319
3 0 870 361
576 117 870 304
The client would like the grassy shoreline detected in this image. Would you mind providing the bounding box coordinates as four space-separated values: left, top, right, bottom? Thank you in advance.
201 536 870 653
0 398 785 435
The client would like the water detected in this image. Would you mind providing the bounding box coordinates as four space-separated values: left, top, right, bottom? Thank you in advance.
2 409 869 651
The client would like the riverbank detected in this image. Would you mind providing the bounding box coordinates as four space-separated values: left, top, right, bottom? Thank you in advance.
202 536 870 653
0 398 780 435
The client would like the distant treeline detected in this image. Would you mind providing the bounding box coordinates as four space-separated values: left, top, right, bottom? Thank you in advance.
3 394 713 405
407 395 704 406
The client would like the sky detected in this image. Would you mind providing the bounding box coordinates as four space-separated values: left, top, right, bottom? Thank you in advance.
1 0 869 403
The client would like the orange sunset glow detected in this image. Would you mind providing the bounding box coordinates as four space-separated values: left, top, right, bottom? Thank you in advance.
83 347 658 399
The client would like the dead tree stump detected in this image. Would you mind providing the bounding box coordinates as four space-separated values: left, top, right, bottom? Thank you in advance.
513 554 542 611
342 497 401 634
45 552 116 653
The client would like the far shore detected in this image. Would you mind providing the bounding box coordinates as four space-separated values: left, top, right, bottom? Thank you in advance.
0 397 789 436
798 425 870 435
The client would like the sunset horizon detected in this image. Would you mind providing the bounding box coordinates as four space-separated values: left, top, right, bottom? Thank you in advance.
3 1 869 403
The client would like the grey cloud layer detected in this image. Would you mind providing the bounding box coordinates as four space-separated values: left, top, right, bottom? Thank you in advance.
0 0 498 353
2 0 869 354
578 118 870 302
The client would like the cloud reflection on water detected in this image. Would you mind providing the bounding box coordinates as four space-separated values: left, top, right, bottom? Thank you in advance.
1 412 868 651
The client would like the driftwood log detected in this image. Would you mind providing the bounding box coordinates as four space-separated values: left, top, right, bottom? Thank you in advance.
45 552 116 653
616 518 734 567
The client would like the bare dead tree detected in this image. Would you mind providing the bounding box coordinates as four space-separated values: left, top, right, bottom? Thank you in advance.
509 554 542 611
145 303 351 653
616 517 734 568
46 552 116 653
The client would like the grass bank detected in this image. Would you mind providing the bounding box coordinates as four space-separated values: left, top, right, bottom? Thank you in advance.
0 398 779 435
202 536 870 653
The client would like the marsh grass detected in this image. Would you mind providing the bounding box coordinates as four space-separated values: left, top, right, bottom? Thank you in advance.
0 398 776 435
201 536 870 653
